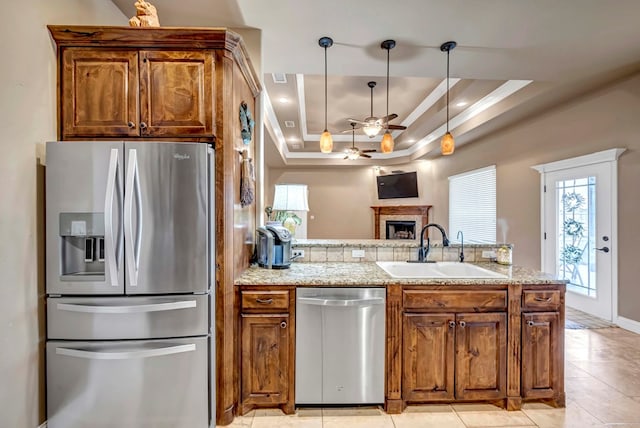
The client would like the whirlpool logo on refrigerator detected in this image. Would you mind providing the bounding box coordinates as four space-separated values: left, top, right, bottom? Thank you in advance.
173 153 191 160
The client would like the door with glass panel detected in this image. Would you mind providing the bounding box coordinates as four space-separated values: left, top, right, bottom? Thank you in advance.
542 163 613 321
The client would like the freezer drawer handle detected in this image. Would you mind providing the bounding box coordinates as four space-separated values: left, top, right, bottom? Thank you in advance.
297 297 385 307
56 300 197 314
56 343 196 360
104 148 120 286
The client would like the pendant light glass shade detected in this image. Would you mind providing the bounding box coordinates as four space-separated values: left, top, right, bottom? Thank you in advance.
381 130 394 153
363 122 382 137
440 41 457 156
318 37 333 153
319 130 333 153
440 131 455 155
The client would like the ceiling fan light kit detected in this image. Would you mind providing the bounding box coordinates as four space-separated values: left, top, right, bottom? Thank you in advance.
319 36 334 153
345 122 376 160
440 40 457 156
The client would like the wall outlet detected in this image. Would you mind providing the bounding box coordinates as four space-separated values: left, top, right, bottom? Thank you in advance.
292 249 305 258
351 249 366 258
482 250 496 259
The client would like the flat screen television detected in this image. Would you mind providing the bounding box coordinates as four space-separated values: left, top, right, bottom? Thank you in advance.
376 171 419 199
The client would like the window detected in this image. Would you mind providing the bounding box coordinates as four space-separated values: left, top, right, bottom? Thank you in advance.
448 165 496 243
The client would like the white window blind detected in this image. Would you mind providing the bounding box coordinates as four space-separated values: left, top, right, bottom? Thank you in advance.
448 165 496 243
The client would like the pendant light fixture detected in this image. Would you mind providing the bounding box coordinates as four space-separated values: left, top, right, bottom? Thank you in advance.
318 36 333 153
380 39 396 154
440 41 457 156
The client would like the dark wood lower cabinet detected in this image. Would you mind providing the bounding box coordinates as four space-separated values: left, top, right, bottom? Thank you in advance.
240 313 292 413
521 312 562 399
403 311 506 403
455 312 507 400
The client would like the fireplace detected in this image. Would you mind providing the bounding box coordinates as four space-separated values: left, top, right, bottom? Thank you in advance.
371 205 432 240
386 221 416 240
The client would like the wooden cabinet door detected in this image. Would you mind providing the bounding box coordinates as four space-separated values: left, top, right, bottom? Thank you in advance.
61 49 139 138
403 313 455 401
139 51 213 137
522 312 562 399
241 313 290 406
455 312 507 400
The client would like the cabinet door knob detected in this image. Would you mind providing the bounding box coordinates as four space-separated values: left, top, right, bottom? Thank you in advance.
256 298 273 304
140 122 148 131
448 321 456 328
459 320 466 328
127 121 135 129
280 321 287 329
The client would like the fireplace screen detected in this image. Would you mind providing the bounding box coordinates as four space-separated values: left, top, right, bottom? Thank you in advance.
386 221 416 240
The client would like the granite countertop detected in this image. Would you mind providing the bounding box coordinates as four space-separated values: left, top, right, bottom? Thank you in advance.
292 239 510 248
235 262 567 286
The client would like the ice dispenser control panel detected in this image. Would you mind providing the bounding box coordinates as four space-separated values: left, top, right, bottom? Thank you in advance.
59 213 106 281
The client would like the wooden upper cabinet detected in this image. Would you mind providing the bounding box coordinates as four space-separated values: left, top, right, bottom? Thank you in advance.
62 49 139 137
139 50 213 137
61 48 213 139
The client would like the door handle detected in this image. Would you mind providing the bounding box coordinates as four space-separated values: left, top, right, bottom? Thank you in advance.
104 149 120 287
125 149 143 286
595 247 610 253
297 297 385 307
56 344 195 360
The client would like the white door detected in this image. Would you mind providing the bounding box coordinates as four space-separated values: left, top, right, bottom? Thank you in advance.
534 149 624 322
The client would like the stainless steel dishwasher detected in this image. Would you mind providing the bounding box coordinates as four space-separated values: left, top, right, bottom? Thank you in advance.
296 287 385 405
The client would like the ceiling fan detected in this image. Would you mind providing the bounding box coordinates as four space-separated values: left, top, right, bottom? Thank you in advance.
344 123 377 160
344 81 407 138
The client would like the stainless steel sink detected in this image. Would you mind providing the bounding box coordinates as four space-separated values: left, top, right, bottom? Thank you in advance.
376 261 507 279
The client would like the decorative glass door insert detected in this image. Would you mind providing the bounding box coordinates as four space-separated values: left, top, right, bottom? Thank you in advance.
555 177 596 297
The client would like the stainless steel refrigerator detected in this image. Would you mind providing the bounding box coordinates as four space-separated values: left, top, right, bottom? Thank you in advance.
45 141 215 428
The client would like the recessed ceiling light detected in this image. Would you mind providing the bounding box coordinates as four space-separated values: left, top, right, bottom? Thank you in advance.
456 101 468 107
279 97 290 104
407 139 415 143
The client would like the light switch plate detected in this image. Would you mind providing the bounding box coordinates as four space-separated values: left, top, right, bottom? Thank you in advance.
482 250 496 259
351 249 365 258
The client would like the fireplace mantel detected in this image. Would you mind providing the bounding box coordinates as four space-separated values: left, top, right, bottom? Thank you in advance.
371 205 432 239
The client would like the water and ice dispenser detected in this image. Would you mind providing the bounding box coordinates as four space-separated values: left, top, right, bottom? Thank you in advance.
58 213 105 281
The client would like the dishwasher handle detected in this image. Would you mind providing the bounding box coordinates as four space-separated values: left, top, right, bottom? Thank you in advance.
297 296 385 307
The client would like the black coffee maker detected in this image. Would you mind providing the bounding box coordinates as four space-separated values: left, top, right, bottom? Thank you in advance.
256 223 292 269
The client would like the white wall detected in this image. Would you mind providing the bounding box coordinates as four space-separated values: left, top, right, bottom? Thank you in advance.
0 2 127 426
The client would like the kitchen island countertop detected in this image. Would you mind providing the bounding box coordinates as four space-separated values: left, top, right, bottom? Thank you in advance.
234 262 566 286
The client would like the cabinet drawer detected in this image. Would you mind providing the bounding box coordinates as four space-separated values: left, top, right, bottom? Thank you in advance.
403 290 507 311
242 290 290 311
522 290 561 311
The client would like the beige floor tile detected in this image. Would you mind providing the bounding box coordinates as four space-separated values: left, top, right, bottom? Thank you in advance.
322 415 395 428
570 359 640 396
392 405 465 428
322 407 385 417
451 403 504 412
565 361 593 378
251 412 322 428
453 407 536 427
522 400 603 427
571 394 640 423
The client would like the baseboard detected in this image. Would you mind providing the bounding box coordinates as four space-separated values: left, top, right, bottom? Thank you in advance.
616 316 640 334
38 422 47 428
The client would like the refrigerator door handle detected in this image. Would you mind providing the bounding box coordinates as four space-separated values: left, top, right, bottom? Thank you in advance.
56 300 197 314
104 149 120 286
124 149 142 286
55 344 196 360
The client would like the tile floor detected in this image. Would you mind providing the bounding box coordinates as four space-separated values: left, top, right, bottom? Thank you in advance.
222 326 640 427
565 307 616 329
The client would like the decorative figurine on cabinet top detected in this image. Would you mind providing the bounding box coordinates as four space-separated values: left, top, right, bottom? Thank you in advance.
129 0 160 27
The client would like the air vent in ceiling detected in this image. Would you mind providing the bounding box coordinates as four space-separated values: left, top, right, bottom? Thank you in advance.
272 73 287 84
284 121 295 128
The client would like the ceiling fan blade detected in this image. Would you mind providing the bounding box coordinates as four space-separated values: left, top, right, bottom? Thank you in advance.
379 113 398 122
360 153 372 159
347 118 367 125
340 127 363 133
386 124 407 130
361 149 377 153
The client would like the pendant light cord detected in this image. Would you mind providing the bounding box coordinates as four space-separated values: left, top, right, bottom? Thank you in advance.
324 45 328 131
446 48 450 133
386 47 390 131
